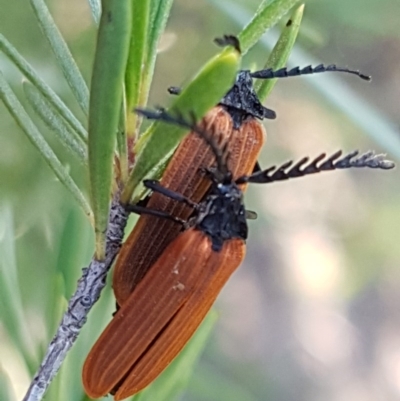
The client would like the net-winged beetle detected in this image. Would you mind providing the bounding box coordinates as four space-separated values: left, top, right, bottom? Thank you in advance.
82 108 393 400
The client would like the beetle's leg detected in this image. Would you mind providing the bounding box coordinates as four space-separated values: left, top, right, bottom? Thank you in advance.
245 210 257 220
143 179 199 209
125 203 188 227
252 161 262 174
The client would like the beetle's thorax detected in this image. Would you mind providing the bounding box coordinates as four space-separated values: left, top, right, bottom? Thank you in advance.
193 182 248 251
219 70 275 129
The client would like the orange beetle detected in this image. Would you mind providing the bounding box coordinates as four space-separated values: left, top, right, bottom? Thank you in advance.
82 109 394 400
113 62 370 307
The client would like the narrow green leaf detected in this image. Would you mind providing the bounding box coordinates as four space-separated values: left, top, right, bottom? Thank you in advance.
0 71 92 220
0 34 88 141
148 0 174 50
129 0 174 169
23 80 88 165
0 204 38 372
238 0 300 54
46 272 66 340
121 47 241 203
30 0 90 115
89 0 132 259
255 4 304 101
136 310 218 401
117 89 129 183
125 0 150 137
188 364 259 401
87 0 101 25
0 365 15 401
139 0 174 109
55 207 94 297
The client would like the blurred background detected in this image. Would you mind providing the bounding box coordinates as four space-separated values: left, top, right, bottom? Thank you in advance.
0 0 400 400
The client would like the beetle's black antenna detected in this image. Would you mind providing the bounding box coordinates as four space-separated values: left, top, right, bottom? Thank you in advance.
135 108 232 183
236 150 394 185
250 64 371 82
170 64 370 98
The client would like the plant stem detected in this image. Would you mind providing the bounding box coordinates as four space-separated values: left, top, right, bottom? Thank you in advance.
22 196 129 401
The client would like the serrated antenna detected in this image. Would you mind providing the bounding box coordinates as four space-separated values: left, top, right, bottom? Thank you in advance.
250 64 371 82
236 150 394 184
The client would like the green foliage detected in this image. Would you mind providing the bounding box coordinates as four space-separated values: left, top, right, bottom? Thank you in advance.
0 205 38 373
255 4 304 101
30 0 90 115
238 0 300 54
0 34 87 141
0 71 92 219
22 81 87 165
88 0 132 259
142 0 174 107
125 0 150 137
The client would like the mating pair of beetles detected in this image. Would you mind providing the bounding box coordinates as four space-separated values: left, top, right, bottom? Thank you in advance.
82 41 394 400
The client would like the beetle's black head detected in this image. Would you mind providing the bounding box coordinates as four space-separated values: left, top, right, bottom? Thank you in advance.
219 61 372 130
219 70 276 129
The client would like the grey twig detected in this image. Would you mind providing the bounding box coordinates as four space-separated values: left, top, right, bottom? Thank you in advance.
22 196 129 401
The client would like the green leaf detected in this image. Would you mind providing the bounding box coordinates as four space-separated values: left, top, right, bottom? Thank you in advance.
139 0 174 108
0 34 88 142
255 4 304 101
238 0 300 55
23 80 88 165
87 0 101 25
55 208 94 298
125 0 150 137
89 0 132 259
121 47 241 203
188 364 259 401
124 0 174 179
135 310 218 401
117 89 129 183
30 0 90 115
0 204 38 372
0 365 15 401
46 272 66 341
0 71 92 220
